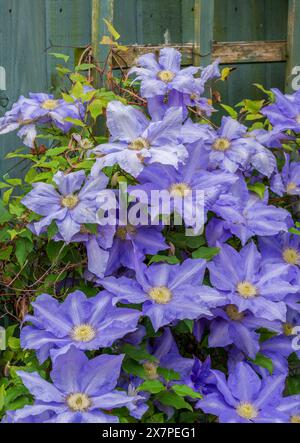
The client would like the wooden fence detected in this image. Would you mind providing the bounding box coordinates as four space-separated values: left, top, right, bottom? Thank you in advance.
1 0 300 176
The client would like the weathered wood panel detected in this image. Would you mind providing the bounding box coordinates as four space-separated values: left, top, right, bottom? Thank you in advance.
0 0 48 178
111 40 287 69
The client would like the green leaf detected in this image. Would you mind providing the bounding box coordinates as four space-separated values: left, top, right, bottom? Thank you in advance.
248 182 266 199
172 384 202 399
122 344 157 362
45 146 68 157
88 99 105 120
8 337 20 351
64 117 85 128
75 63 96 72
148 255 179 265
0 385 5 410
253 83 274 100
138 380 165 394
46 242 67 262
146 413 165 423
251 353 273 374
0 199 12 223
289 227 300 236
192 247 220 260
157 367 181 382
15 238 34 267
186 235 205 249
220 104 238 119
122 358 147 379
2 188 13 205
49 52 70 63
157 391 193 411
103 19 120 40
285 375 300 395
0 246 13 260
47 221 59 239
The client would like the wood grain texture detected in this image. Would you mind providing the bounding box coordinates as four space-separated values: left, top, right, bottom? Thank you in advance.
0 0 48 178
111 41 287 69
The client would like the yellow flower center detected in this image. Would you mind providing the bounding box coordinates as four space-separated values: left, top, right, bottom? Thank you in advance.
190 93 200 101
143 361 159 380
291 415 300 423
296 114 300 124
225 304 244 321
71 324 96 342
61 194 79 209
148 286 172 304
129 137 149 151
283 322 295 336
283 247 300 265
116 225 137 240
42 99 58 110
66 393 91 412
237 281 258 299
169 182 191 197
236 402 258 420
157 70 175 83
286 182 297 194
213 137 231 151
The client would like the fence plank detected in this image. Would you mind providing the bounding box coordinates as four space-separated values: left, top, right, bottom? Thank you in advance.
0 0 48 178
193 0 214 66
111 41 287 69
45 0 91 92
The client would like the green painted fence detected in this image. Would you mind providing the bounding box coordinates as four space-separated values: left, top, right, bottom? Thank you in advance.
1 0 300 177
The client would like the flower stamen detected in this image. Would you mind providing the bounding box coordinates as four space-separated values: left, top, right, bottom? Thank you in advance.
71 324 96 342
66 393 92 412
61 194 79 209
157 70 175 83
42 99 58 110
283 247 300 265
237 281 258 299
143 361 159 380
148 286 172 304
169 182 191 197
236 402 258 420
212 138 231 151
129 137 149 151
225 304 244 321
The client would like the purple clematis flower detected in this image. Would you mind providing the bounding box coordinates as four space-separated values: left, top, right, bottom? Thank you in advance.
100 257 225 331
21 290 140 363
207 305 280 359
18 93 82 133
197 362 287 423
261 88 300 132
208 242 299 322
6 347 141 423
0 93 82 147
258 232 300 280
271 155 300 197
180 59 220 116
90 101 187 177
128 48 199 100
143 59 220 120
104 223 168 275
130 151 238 229
211 179 291 245
22 170 109 242
276 395 300 423
144 328 194 381
184 116 276 176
